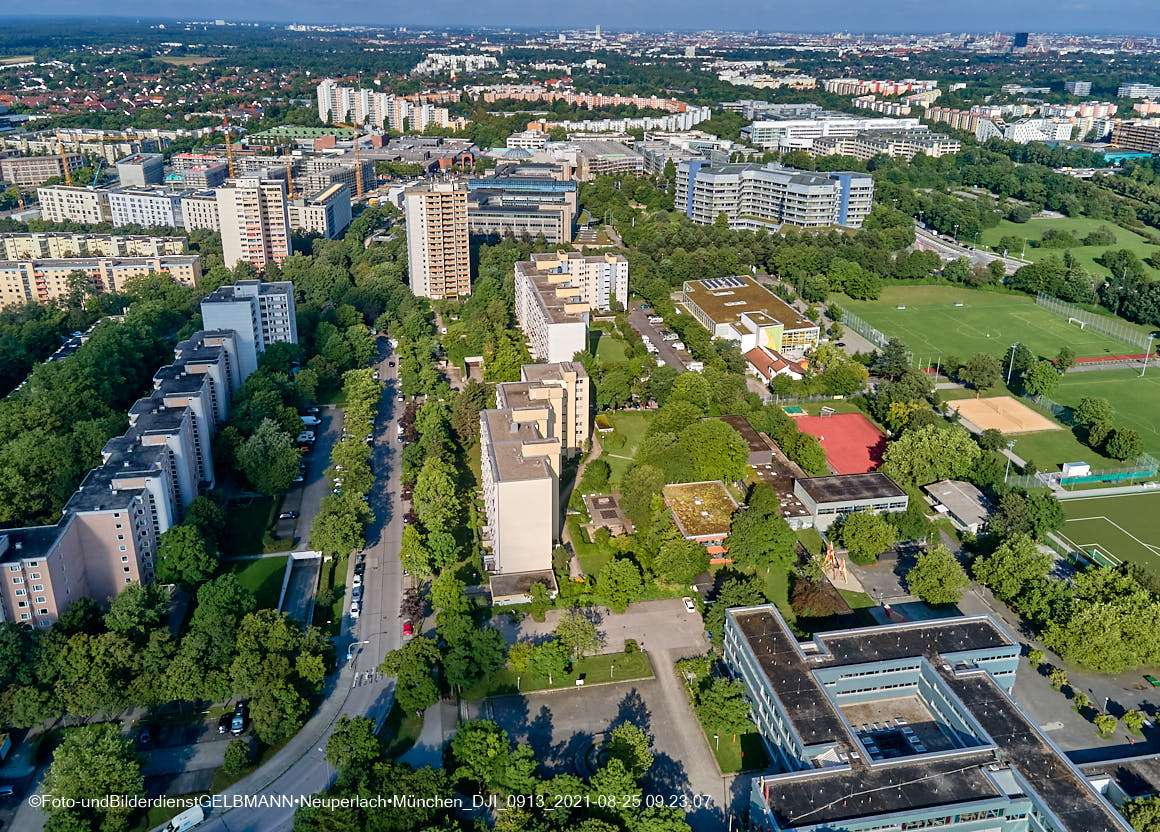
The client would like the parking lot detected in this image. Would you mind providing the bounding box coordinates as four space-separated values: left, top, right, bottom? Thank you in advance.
627 303 689 370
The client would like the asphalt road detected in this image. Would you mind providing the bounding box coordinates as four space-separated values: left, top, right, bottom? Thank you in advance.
627 303 688 370
279 408 345 548
913 227 1027 275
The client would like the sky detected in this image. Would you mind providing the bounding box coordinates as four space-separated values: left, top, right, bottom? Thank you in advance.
8 0 1160 35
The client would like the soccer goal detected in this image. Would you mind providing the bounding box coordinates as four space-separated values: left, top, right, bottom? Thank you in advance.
1068 317 1087 329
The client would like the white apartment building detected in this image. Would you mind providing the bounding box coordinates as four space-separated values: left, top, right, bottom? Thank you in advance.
404 182 471 300
0 232 187 259
181 191 221 232
741 115 921 151
289 183 352 239
1119 83 1160 99
36 186 110 225
200 279 297 379
506 130 550 150
810 129 961 161
107 188 187 229
216 178 292 271
479 361 590 595
676 162 874 230
315 79 456 131
514 252 628 363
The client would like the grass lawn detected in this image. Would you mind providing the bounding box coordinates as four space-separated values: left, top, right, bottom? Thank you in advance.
379 701 424 758
465 441 482 489
1047 368 1160 461
795 527 826 556
1059 492 1160 574
799 399 863 416
228 556 288 609
567 515 617 577
312 558 345 636
711 730 770 774
600 410 654 488
1012 424 1117 473
845 285 1143 362
979 216 1160 280
463 650 653 700
221 496 285 557
591 329 629 364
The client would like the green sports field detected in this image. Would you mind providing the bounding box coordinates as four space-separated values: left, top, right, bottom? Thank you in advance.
1049 368 1160 460
1059 491 1160 573
978 216 1160 281
845 286 1140 361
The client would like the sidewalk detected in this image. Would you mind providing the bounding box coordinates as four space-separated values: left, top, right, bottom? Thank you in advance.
398 700 451 769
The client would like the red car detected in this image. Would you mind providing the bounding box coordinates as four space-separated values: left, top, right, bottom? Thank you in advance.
402 620 414 637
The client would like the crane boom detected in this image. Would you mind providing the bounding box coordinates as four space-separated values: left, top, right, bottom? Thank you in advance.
332 123 365 197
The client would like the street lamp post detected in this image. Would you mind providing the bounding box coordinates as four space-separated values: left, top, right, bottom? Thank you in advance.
1004 439 1018 482
611 664 615 679
953 223 959 243
1142 333 1156 377
714 734 720 752
1006 342 1019 385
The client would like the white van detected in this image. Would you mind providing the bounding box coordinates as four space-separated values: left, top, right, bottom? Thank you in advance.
161 806 205 832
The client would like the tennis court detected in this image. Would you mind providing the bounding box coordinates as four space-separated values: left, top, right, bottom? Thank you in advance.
795 412 887 474
948 396 1062 434
1059 491 1160 573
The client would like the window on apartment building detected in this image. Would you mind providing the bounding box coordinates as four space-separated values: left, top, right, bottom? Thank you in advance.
125 578 131 584
32 585 42 592
11 577 22 585
115 523 123 529
121 556 129 563
117 534 124 541
119 545 127 552
17 601 26 608
27 561 38 567
29 572 39 580
19 614 29 621
7 565 18 573
123 566 131 573
35 597 45 604
37 609 47 616
14 589 24 597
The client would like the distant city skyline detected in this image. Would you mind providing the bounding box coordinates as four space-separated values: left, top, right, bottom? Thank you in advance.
4 2 1160 35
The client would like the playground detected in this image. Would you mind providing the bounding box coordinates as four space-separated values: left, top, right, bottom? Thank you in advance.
1058 491 1160 574
794 411 887 474
948 396 1062 435
844 286 1142 361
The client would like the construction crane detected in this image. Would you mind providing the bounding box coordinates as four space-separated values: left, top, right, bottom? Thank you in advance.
91 158 104 187
332 123 365 198
222 117 236 179
284 144 295 199
55 130 72 187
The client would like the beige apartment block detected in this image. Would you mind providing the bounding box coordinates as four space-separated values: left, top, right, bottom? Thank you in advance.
217 177 292 271
0 153 85 187
0 256 201 308
507 361 591 456
0 232 188 260
36 185 111 225
404 182 471 300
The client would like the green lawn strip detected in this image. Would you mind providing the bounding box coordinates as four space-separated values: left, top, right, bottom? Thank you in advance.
379 701 424 759
567 515 617 577
711 729 770 774
845 285 1141 362
227 556 288 610
799 399 863 416
1012 423 1117 473
978 216 1160 280
591 329 629 364
1060 492 1160 575
463 650 652 700
1048 368 1160 460
221 496 276 557
795 528 826 556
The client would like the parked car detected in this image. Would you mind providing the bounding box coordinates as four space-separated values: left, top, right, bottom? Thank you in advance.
648 316 663 324
301 415 321 426
353 572 363 587
373 370 380 381
352 585 363 601
682 597 697 614
293 474 305 483
278 511 299 520
356 552 366 565
403 620 414 637
388 360 395 367
218 714 232 734
231 702 247 735
397 394 404 402
354 561 365 575
349 600 361 619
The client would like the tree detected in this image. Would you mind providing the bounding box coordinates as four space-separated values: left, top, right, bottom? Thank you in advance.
554 610 603 660
1022 360 1060 397
412 456 461 534
606 722 653 780
905 544 969 605
595 558 644 613
1074 396 1114 425
1124 709 1146 735
398 525 433 579
1124 795 1160 832
876 338 911 380
326 716 382 771
380 637 440 715
677 419 747 482
653 538 710 585
430 571 470 615
725 503 795 570
451 720 537 795
1056 346 1077 373
185 496 226 543
1048 667 1069 691
43 723 144 832
959 353 1001 391
695 678 753 736
309 497 367 558
236 418 300 496
223 738 252 776
1094 713 1118 737
529 640 568 685
705 576 766 645
883 424 981 486
1027 649 1044 668
621 464 666 527
833 511 897 565
1106 428 1142 460
990 492 1033 538
971 534 1052 603
156 524 218 586
507 641 534 675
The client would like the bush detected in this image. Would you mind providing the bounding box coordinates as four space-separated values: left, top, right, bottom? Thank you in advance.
223 738 252 776
624 639 639 654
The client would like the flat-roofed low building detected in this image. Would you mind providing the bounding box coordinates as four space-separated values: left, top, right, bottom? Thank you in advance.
681 275 819 353
724 604 1131 832
0 153 85 187
662 480 738 556
923 479 990 534
0 232 187 260
289 183 352 239
0 255 201 308
467 191 572 243
115 153 164 187
794 471 908 530
572 139 644 180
